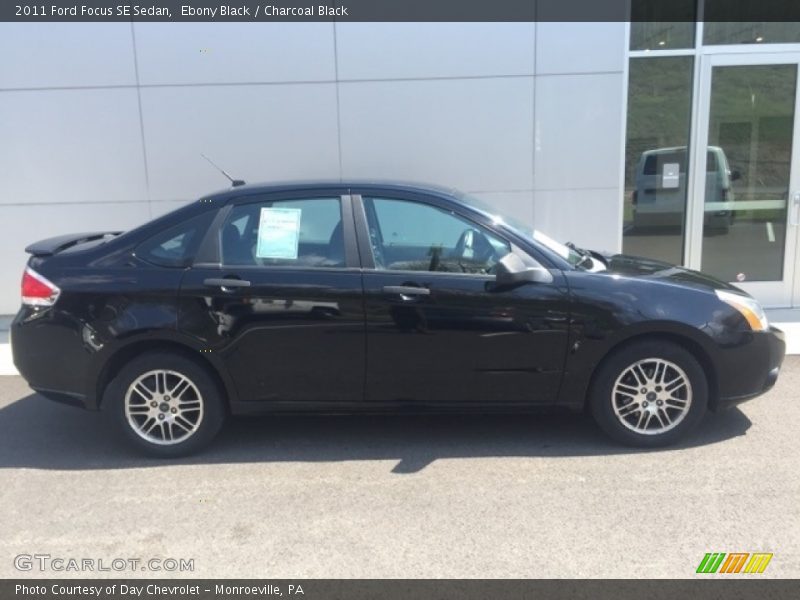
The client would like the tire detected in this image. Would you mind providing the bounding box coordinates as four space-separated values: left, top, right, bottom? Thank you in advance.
589 340 708 447
106 351 226 457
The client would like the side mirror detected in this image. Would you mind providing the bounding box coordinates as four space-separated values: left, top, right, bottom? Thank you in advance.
494 253 553 287
730 169 742 181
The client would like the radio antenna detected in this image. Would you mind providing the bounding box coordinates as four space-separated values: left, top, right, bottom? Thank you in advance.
200 153 246 187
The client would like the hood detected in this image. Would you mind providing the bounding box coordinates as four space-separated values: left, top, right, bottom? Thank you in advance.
600 253 744 294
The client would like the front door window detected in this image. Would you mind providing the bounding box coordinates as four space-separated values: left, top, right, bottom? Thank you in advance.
362 196 511 274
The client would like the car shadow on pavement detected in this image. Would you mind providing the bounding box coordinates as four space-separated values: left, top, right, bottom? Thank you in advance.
0 392 753 472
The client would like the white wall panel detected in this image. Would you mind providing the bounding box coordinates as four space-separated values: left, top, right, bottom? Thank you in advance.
535 22 626 75
0 89 148 204
149 199 194 219
140 84 341 201
533 72 624 191
339 77 534 192
134 23 336 85
465 190 535 231
534 187 621 252
0 23 136 89
336 23 535 80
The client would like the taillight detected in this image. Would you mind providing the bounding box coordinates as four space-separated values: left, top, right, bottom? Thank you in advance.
21 267 60 307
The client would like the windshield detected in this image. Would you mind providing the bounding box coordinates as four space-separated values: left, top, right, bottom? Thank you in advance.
531 230 586 267
460 193 588 268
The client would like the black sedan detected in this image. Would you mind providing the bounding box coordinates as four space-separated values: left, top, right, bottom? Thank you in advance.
12 181 785 456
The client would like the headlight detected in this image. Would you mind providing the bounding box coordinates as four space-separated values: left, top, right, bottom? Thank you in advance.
715 289 769 331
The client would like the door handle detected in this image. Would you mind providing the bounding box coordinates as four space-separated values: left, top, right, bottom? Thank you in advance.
382 285 431 298
790 192 800 227
203 278 251 291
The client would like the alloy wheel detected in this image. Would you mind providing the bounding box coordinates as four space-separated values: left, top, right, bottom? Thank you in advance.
124 369 204 445
611 358 692 435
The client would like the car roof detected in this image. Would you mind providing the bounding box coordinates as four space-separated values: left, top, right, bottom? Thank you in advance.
202 179 463 202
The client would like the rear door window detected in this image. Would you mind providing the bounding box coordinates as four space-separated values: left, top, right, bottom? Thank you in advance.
221 197 345 268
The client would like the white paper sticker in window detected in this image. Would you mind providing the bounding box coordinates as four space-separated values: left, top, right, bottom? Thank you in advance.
256 207 302 259
662 163 680 189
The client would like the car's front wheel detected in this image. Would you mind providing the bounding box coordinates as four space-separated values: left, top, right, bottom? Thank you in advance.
590 340 708 447
106 352 225 457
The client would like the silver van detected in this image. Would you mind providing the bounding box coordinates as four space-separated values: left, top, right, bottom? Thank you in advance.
632 146 737 233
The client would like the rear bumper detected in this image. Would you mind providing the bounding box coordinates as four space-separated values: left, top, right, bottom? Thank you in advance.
11 308 95 409
715 326 785 410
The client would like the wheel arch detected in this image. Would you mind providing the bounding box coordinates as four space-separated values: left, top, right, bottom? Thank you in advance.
583 330 720 411
95 339 234 412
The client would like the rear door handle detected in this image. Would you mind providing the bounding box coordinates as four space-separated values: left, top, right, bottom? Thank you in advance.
203 278 251 290
382 285 431 297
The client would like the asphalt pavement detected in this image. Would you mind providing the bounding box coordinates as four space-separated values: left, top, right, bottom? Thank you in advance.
0 360 798 578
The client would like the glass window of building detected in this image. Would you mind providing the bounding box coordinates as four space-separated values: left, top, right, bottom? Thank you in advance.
630 0 696 50
622 56 695 265
700 64 797 282
704 1 800 45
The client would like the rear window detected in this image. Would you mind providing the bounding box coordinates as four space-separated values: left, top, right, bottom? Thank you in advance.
643 151 687 175
136 210 216 268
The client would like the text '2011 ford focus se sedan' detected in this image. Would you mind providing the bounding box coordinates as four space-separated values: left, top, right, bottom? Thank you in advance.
12 181 785 456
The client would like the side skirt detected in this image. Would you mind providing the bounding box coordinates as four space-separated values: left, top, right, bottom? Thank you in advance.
228 400 577 416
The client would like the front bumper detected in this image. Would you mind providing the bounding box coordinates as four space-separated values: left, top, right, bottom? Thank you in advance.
715 326 785 410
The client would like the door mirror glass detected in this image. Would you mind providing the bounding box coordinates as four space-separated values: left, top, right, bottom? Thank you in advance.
494 253 553 287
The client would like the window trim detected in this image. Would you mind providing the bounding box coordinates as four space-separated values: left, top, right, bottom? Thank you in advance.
194 189 360 270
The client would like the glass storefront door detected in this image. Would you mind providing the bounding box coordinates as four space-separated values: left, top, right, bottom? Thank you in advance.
688 53 800 306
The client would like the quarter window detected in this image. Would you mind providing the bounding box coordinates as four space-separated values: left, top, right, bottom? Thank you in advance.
136 210 215 268
363 197 511 274
221 197 344 268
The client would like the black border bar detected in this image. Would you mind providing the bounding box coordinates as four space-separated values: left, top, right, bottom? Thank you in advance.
2 0 800 22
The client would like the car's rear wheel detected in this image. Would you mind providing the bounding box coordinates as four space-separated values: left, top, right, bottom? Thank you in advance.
589 340 708 447
106 352 225 457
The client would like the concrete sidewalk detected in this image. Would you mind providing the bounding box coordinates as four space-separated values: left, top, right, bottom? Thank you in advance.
0 332 11 376
0 315 12 375
1 310 799 375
